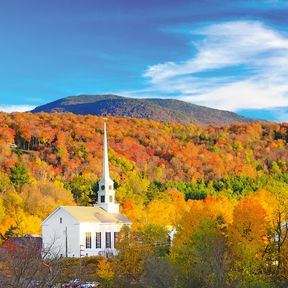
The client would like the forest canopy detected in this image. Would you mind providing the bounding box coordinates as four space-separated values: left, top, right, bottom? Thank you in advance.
1 112 288 286
0 112 288 237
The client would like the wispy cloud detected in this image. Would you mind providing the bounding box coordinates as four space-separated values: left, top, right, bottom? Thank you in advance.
141 21 288 112
0 105 36 113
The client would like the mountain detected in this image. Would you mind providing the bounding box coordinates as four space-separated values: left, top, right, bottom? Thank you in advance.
32 94 256 126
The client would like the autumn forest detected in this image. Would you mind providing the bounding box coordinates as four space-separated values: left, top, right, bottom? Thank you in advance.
1 112 288 287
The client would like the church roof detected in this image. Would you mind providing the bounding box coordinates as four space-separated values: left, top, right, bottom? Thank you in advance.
52 206 131 224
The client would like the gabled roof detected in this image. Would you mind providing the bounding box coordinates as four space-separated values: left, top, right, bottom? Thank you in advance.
42 206 131 225
62 206 131 224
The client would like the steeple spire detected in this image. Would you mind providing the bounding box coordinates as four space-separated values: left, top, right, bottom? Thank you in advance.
103 122 110 180
95 122 119 213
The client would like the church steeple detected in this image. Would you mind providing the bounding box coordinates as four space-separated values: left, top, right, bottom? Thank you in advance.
96 122 119 213
103 122 111 181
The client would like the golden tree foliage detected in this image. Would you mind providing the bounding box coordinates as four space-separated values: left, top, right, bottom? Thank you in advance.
0 197 5 223
96 258 114 282
0 182 75 237
228 196 269 284
172 195 234 254
229 196 268 252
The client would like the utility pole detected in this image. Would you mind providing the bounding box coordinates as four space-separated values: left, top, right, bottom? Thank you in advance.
65 226 68 257
79 244 85 281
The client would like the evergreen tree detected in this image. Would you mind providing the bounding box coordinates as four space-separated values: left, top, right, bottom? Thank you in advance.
10 162 30 187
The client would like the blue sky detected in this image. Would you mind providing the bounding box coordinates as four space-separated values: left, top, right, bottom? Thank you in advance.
1 0 288 121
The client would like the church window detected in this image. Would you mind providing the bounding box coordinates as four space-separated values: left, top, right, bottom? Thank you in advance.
109 185 112 190
60 217 62 223
85 232 92 249
101 195 105 203
114 232 118 247
96 232 101 248
106 232 111 248
109 195 113 203
101 185 105 190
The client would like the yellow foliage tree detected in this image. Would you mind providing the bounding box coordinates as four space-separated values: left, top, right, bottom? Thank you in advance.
0 197 5 223
228 196 268 283
96 258 114 284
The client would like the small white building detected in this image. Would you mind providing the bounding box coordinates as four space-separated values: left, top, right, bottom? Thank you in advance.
42 123 131 258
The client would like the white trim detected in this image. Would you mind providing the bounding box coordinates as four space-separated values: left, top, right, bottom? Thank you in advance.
41 206 80 225
41 206 62 225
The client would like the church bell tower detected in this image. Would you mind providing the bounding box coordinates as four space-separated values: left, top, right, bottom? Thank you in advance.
96 123 119 213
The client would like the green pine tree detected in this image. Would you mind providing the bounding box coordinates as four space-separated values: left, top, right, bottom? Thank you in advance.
10 162 30 187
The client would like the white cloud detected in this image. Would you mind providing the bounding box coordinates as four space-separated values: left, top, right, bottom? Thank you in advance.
181 81 288 111
142 21 288 111
0 105 36 113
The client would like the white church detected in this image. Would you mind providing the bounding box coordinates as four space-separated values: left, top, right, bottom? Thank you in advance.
42 123 131 258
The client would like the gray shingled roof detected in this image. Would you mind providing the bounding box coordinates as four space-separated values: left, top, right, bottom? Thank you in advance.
61 206 131 224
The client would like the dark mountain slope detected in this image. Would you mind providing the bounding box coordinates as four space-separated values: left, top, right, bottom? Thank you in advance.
32 94 256 126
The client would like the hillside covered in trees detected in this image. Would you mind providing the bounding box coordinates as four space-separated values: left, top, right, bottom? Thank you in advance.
31 94 255 126
1 112 288 286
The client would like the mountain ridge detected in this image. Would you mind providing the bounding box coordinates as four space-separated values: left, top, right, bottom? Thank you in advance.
32 94 257 126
